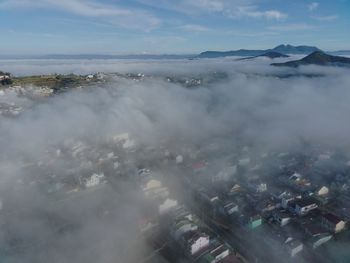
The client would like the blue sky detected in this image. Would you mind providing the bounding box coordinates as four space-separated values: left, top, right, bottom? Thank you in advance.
0 0 349 54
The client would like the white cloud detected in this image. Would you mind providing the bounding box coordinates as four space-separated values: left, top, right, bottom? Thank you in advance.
138 0 287 20
179 24 210 32
0 0 161 31
267 23 315 31
234 6 288 20
308 2 319 11
183 0 225 12
312 15 338 21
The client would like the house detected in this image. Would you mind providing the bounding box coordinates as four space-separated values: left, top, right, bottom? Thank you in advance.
172 219 198 240
0 72 12 85
222 201 239 216
228 184 241 195
280 191 301 209
201 244 230 263
176 155 184 164
146 186 169 199
249 215 262 229
84 173 105 188
181 231 210 256
309 233 333 249
141 178 170 199
317 186 329 196
256 197 279 214
302 223 333 248
112 133 135 150
285 239 303 257
142 178 162 192
287 172 311 188
239 212 262 229
192 161 208 172
198 189 220 204
291 198 318 216
171 205 195 222
321 213 346 233
273 210 292 227
159 198 178 215
247 179 267 193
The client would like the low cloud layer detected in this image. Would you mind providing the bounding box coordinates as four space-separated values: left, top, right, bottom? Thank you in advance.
1 58 350 262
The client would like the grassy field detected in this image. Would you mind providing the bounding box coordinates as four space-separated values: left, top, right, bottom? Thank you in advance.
11 74 98 90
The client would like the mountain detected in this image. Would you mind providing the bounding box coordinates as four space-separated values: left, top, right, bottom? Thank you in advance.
197 44 323 59
38 54 195 60
258 51 290 58
271 51 350 67
238 51 289 61
197 49 266 58
329 50 350 56
272 44 322 55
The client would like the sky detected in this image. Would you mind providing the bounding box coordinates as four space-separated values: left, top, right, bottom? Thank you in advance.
0 0 350 54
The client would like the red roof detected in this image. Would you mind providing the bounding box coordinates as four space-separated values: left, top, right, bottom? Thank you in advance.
192 162 207 170
323 213 343 224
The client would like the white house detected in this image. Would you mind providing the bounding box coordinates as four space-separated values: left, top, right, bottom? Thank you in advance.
273 211 291 227
292 198 318 216
206 244 231 263
172 219 198 240
112 133 135 150
142 179 162 192
159 198 178 215
85 173 105 188
176 155 184 164
285 239 303 257
317 186 329 196
182 231 210 256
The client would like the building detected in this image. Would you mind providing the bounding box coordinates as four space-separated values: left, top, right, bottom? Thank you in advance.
141 177 170 199
247 179 267 193
222 201 239 216
84 173 105 188
201 244 230 263
181 231 210 256
309 233 333 249
142 178 162 192
317 186 329 196
228 184 241 195
322 213 346 233
273 210 292 227
0 73 12 85
285 239 303 257
302 223 333 248
159 198 178 215
249 215 262 229
291 198 318 216
172 219 198 240
280 191 301 209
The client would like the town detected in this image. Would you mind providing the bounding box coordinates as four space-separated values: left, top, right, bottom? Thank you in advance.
0 71 349 262
1 123 349 262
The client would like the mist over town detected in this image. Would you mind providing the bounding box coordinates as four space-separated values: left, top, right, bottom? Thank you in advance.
1 0 350 262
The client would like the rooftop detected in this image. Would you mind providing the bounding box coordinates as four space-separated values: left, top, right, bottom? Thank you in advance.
323 213 344 224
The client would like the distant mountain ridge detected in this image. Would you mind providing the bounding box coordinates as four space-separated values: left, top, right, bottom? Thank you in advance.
197 44 322 58
38 54 194 60
271 51 350 67
238 51 289 61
